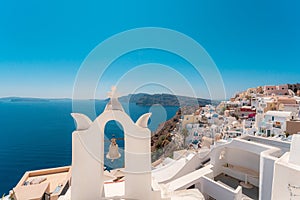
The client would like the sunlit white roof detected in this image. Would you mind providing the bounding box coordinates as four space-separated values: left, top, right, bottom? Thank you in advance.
265 111 292 118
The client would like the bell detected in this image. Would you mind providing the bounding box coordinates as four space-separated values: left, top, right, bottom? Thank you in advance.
106 138 121 162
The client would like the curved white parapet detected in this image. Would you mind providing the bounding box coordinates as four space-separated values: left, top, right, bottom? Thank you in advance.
71 113 92 131
152 150 211 184
170 189 205 200
135 113 152 128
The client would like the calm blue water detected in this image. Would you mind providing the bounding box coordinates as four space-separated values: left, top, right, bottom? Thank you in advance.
0 100 178 195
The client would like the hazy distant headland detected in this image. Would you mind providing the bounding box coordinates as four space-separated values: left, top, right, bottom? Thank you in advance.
119 93 219 107
0 97 50 102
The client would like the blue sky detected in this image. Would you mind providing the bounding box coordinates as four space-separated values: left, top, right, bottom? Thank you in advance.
0 0 299 99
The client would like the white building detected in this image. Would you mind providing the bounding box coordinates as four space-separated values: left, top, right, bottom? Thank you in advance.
209 135 292 200
264 111 293 131
151 134 297 200
255 98 267 130
272 135 300 199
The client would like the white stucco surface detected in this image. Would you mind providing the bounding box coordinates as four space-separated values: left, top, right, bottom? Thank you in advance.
70 91 156 200
272 135 300 200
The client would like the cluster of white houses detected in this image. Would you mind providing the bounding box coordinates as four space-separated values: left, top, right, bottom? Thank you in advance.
181 85 300 147
4 87 300 200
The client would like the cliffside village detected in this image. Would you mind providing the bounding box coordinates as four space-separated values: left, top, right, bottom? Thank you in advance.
179 83 300 148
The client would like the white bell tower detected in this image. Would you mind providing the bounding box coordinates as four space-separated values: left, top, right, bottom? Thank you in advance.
70 87 161 200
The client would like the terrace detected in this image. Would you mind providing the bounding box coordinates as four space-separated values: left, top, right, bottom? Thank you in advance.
207 137 283 200
11 166 71 200
214 173 258 200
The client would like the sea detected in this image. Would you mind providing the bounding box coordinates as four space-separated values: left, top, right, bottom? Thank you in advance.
0 100 178 195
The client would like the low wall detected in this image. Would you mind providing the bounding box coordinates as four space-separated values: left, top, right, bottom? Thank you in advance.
198 176 243 200
260 149 278 200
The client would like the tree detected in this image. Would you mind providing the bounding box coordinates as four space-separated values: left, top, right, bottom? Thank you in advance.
181 128 189 148
285 132 290 138
219 107 226 115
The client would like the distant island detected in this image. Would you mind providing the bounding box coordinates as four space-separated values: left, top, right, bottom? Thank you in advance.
0 97 50 102
0 94 219 107
119 93 219 107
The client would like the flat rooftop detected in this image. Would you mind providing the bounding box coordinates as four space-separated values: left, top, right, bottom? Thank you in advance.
241 135 290 155
13 166 71 200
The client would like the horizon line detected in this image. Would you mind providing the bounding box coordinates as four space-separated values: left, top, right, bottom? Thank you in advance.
0 93 226 101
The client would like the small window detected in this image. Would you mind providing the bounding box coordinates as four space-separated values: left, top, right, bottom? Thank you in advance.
267 130 271 137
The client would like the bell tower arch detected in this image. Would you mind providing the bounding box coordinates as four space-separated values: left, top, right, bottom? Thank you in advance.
71 87 157 200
